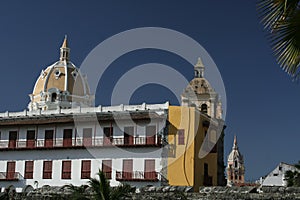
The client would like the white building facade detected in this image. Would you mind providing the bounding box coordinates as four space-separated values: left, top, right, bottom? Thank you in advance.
0 38 169 192
260 162 300 186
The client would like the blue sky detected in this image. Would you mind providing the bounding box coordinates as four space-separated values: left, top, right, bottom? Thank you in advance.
0 0 299 181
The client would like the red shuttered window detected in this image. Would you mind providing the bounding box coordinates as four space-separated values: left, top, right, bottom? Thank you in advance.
24 161 34 179
81 160 91 179
6 162 16 180
62 161 71 179
144 159 156 180
122 159 133 179
102 160 112 179
43 161 52 179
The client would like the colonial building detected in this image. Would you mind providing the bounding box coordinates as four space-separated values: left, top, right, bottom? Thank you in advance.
226 136 245 186
0 37 225 192
260 162 300 186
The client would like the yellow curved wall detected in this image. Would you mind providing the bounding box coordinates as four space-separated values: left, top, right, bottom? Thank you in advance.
167 106 218 191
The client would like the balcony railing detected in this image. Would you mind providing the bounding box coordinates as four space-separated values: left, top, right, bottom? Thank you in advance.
0 136 162 150
0 172 23 181
116 171 159 182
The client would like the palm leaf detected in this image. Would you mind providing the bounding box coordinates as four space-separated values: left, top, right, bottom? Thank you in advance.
89 169 111 200
257 0 300 78
110 184 133 200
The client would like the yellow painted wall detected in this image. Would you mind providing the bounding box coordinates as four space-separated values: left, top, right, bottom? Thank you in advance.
167 106 219 191
167 106 195 186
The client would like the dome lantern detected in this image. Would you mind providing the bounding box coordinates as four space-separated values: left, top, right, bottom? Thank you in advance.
60 35 70 61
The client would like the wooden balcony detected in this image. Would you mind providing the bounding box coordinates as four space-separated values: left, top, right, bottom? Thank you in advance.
0 135 162 150
0 172 23 181
116 171 159 182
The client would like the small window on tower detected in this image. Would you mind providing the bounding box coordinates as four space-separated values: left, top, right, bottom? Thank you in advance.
201 104 208 114
235 160 238 168
51 93 57 102
178 129 184 145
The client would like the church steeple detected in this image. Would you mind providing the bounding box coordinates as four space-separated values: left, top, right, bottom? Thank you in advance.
226 135 245 186
60 35 70 61
194 57 205 78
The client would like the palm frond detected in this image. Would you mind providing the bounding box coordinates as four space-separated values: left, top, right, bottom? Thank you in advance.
110 184 133 200
257 0 300 78
89 169 111 200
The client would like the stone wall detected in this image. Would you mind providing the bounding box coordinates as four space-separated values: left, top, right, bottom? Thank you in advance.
5 186 300 199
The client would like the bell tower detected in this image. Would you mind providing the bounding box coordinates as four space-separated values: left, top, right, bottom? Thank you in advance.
181 57 222 119
227 136 245 186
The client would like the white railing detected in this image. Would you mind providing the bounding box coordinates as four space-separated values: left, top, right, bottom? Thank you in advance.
0 102 169 119
0 136 161 149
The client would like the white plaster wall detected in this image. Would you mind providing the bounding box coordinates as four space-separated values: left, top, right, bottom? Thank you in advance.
262 163 299 186
0 147 163 191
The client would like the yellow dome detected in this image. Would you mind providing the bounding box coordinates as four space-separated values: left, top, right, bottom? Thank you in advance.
28 37 93 111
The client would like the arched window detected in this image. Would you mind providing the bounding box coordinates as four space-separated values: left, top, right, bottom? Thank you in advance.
234 160 238 168
194 70 199 77
201 104 208 114
51 93 57 102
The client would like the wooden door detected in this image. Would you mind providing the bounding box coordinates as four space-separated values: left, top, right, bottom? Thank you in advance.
44 130 54 147
63 129 72 147
8 131 17 148
124 127 134 145
102 160 112 179
122 159 133 179
103 127 113 145
6 162 15 180
83 128 92 147
144 160 156 180
26 130 35 148
146 126 156 145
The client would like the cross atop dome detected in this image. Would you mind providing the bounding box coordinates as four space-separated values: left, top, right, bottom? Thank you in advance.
60 35 70 61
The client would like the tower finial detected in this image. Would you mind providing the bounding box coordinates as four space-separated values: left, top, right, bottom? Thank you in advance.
61 35 68 48
194 57 205 78
196 57 204 68
233 135 238 149
60 35 70 61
